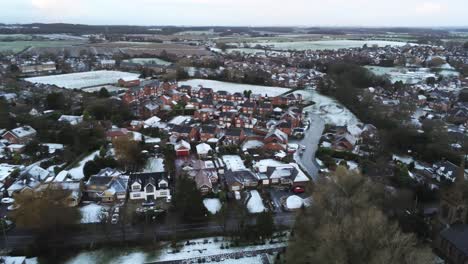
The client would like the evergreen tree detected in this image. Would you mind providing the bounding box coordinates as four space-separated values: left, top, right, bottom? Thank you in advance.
256 210 275 240
173 176 207 221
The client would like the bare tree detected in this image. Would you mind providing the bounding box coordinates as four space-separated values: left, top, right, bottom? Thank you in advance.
285 167 432 264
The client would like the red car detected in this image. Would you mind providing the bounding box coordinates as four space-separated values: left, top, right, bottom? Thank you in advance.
293 186 305 194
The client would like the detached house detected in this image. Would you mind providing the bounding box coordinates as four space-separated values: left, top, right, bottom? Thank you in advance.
129 172 170 201
224 169 258 191
2 126 37 144
84 168 129 203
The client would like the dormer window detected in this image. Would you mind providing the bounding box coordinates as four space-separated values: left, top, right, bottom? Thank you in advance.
132 183 141 191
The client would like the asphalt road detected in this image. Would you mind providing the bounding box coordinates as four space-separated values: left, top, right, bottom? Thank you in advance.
291 113 325 181
0 212 296 251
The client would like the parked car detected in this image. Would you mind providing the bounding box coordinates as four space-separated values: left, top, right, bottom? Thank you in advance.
111 214 119 224
293 186 305 194
142 201 155 207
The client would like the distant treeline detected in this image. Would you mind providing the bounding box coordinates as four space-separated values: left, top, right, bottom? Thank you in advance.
0 23 456 36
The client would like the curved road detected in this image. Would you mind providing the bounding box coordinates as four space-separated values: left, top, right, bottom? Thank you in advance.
291 113 325 181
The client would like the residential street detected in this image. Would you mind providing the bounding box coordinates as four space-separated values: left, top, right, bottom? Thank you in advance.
291 112 325 181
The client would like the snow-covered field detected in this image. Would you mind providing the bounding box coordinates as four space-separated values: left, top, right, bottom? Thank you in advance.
65 236 286 264
122 58 172 66
232 40 414 51
247 190 266 213
203 198 222 214
179 79 290 97
67 151 99 180
25 70 140 90
366 66 436 84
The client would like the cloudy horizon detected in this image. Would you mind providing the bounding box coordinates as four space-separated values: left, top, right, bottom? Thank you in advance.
1 0 468 27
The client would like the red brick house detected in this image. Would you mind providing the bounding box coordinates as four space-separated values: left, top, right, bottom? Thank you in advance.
240 101 256 114
218 112 237 128
177 85 192 94
257 102 273 116
194 108 216 122
228 92 244 104
220 101 236 112
200 99 215 109
106 128 130 141
2 126 37 144
234 115 256 129
276 120 294 136
198 87 213 98
224 128 246 144
175 140 191 157
118 77 140 87
264 129 288 144
199 125 218 142
171 125 198 141
213 90 229 101
122 91 136 105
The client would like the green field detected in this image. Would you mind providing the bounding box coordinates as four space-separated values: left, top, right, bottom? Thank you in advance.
0 40 85 54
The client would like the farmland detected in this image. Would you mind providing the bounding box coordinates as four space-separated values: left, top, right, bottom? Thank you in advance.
24 70 140 90
0 40 86 54
228 39 415 52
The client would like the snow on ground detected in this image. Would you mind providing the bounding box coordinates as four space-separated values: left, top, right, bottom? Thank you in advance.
247 190 266 213
155 236 285 262
65 236 287 263
247 40 415 51
392 154 414 165
295 90 359 126
179 79 290 97
26 258 39 264
347 161 359 171
112 252 147 264
214 255 264 264
67 151 99 180
286 195 304 210
80 203 107 224
203 198 222 215
25 70 140 90
143 157 165 173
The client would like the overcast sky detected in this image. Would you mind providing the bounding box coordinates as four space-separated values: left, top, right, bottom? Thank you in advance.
1 0 467 27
